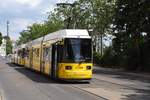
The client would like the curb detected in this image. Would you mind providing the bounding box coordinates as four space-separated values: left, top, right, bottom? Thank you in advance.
0 96 1 100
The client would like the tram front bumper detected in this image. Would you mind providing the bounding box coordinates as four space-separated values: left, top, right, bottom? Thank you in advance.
58 63 93 80
58 71 92 80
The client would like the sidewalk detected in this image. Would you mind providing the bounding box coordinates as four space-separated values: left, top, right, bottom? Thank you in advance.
0 95 2 100
0 88 3 100
94 66 150 79
84 66 150 100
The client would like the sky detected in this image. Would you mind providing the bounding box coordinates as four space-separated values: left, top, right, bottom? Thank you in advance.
0 0 75 41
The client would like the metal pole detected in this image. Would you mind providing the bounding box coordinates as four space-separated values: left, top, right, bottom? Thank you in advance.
100 34 103 55
7 21 9 37
57 3 76 29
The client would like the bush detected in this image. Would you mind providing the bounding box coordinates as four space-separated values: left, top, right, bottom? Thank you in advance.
93 52 102 65
101 47 114 66
93 47 122 68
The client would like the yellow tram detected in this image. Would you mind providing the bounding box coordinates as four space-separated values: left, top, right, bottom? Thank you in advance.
12 29 93 80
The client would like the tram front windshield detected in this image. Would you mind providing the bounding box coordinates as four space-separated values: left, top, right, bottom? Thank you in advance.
63 38 92 63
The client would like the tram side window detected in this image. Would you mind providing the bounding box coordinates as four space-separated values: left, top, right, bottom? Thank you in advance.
43 47 52 62
49 47 52 61
14 51 16 55
22 49 26 58
43 48 49 61
33 48 38 57
24 50 29 58
35 48 39 57
17 51 19 56
18 50 21 57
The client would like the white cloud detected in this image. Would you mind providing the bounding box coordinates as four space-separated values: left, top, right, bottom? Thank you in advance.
0 0 42 10
10 18 34 40
0 0 62 41
15 0 42 8
4 18 44 41
41 5 55 15
56 0 76 3
12 18 33 30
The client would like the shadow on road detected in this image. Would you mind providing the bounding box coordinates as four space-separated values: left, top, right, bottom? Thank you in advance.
6 63 89 85
93 68 150 83
122 88 150 100
93 68 150 100
5 63 150 100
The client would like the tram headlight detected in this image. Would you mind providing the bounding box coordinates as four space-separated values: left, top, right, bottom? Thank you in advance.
65 66 72 70
86 66 91 70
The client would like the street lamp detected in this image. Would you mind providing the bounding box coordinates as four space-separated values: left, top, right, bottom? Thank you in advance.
57 3 75 6
57 2 76 29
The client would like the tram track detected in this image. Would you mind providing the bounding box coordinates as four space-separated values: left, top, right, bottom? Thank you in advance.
93 77 133 89
67 77 121 100
6 63 106 100
68 78 124 100
66 74 150 100
1 57 150 100
69 84 108 100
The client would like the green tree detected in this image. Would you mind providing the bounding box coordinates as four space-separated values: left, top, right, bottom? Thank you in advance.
46 11 64 32
90 0 116 54
56 0 116 54
4 36 12 55
18 12 64 44
18 30 31 45
113 0 150 70
18 0 116 60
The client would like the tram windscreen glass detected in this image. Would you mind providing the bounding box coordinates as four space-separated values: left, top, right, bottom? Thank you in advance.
63 38 92 63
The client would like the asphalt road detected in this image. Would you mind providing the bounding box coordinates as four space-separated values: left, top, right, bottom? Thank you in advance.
0 57 104 100
1 57 150 100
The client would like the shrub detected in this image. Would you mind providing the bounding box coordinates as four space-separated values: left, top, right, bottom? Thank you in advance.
93 46 122 68
93 52 102 65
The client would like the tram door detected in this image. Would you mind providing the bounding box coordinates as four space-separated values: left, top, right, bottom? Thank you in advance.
41 47 50 74
51 45 57 78
51 44 63 78
41 48 46 73
30 48 33 69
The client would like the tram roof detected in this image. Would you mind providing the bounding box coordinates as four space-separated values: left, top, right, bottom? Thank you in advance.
14 29 91 48
32 29 91 45
44 29 91 42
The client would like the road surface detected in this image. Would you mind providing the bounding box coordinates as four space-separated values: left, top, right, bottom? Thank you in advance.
0 57 104 100
0 57 150 100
